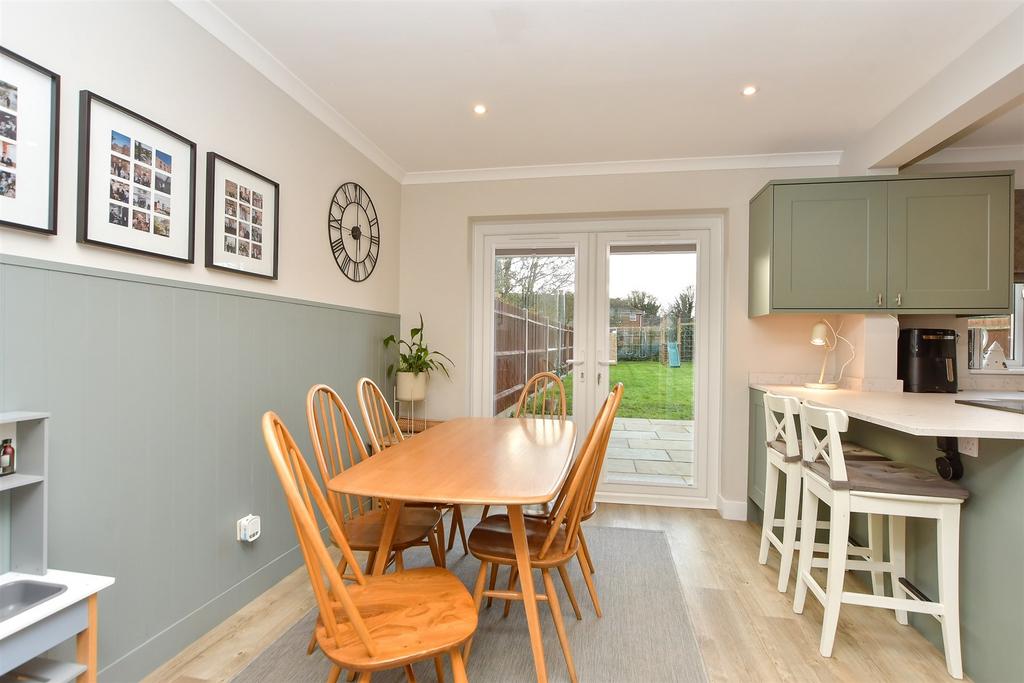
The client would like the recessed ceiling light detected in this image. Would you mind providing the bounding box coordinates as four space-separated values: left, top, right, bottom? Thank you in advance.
473 104 487 115
742 85 758 96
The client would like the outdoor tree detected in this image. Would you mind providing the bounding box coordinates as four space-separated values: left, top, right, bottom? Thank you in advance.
668 285 695 323
626 290 661 317
494 255 575 321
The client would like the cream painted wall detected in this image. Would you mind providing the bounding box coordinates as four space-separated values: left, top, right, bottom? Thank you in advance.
0 1 400 314
399 166 840 505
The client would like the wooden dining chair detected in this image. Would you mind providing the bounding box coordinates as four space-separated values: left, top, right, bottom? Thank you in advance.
567 383 623 613
307 384 445 573
356 377 467 557
262 411 476 683
480 371 569 522
464 385 622 683
484 383 623 614
513 370 567 420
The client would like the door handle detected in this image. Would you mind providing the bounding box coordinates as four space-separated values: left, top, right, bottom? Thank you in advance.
876 293 883 307
896 293 903 307
597 359 617 366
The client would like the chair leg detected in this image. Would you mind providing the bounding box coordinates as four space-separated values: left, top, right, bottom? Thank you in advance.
777 467 801 593
578 528 595 575
464 561 489 664
503 566 519 618
450 648 469 683
577 549 602 617
485 563 499 608
542 569 579 683
819 495 850 658
433 656 445 683
480 505 491 520
792 480 818 614
364 551 377 576
435 512 447 568
759 461 780 565
356 672 372 683
447 512 457 551
888 514 909 625
306 630 318 655
557 564 582 620
347 671 357 681
426 530 439 567
937 505 964 680
395 550 405 572
327 666 341 683
455 505 468 554
403 664 417 682
867 513 886 597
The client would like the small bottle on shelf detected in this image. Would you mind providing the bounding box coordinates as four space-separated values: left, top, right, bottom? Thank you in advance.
0 437 15 475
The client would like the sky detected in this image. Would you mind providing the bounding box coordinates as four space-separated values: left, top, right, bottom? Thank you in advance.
608 253 697 309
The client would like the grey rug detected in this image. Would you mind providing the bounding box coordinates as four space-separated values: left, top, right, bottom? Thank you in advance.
233 525 707 682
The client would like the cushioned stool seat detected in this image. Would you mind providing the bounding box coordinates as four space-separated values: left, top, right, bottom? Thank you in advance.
769 439 888 464
805 459 969 500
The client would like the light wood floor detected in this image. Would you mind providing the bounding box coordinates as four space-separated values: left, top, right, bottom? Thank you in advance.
143 505 960 683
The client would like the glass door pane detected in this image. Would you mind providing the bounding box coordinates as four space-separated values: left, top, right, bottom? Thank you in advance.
601 244 697 489
491 249 576 418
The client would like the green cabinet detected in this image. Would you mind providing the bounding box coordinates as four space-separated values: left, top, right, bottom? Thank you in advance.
749 171 1014 316
772 181 888 310
888 176 1011 310
748 389 766 510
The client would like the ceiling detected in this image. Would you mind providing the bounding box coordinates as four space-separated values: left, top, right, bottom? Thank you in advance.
212 1 1021 174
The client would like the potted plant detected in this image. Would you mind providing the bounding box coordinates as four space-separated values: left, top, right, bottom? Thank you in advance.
384 314 454 402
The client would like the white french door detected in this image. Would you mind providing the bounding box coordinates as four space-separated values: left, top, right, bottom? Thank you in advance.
471 216 723 509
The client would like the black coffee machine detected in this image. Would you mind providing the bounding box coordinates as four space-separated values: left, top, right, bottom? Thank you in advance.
897 328 958 393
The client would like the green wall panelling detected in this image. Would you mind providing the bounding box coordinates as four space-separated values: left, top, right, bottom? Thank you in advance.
0 256 399 681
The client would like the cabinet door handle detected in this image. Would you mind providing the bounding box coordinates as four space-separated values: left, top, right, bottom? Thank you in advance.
876 293 883 307
896 293 903 307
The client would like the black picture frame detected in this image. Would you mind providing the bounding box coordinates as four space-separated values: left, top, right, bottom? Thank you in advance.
77 90 196 262
205 152 280 280
0 45 60 235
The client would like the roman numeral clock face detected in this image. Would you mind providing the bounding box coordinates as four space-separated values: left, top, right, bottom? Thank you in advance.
328 182 380 282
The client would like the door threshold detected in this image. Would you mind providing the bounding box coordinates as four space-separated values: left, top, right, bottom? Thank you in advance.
595 490 715 509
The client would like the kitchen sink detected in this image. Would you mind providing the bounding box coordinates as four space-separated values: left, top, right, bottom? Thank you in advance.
0 580 67 622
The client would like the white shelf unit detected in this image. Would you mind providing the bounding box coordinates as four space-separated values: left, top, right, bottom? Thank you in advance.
0 412 49 575
0 657 87 683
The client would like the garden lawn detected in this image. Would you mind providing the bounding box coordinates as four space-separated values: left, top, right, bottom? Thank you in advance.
563 360 693 420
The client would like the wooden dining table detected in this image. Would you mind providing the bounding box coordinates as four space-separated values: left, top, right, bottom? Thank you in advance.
328 416 578 683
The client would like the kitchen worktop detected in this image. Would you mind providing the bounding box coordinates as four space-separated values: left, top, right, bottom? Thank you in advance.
749 384 1024 440
0 569 114 641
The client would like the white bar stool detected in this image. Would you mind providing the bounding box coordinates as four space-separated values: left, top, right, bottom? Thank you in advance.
757 392 889 593
792 401 969 679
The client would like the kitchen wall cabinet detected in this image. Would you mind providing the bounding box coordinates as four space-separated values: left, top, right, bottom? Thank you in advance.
888 176 1011 310
749 171 1013 316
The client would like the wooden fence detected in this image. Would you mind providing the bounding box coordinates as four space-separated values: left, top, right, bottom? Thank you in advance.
493 299 573 415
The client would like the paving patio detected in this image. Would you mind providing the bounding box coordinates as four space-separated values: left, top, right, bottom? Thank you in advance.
605 417 695 487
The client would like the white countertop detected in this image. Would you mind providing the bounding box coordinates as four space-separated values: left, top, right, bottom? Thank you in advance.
0 569 114 641
750 384 1024 440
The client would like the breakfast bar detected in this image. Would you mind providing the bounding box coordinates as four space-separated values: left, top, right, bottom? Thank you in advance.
748 384 1024 683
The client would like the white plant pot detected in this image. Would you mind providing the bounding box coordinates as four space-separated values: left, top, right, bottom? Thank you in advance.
396 371 428 402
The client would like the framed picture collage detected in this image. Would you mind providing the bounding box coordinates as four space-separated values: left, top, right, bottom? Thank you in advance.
1 45 282 280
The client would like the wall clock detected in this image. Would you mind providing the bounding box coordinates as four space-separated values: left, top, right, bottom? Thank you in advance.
328 181 379 282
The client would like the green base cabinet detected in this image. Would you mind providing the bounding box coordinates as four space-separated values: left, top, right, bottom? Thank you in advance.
748 389 767 509
749 171 1014 316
